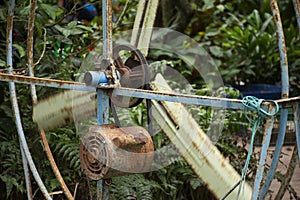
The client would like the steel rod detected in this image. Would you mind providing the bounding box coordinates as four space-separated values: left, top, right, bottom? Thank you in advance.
292 0 300 36
26 0 74 198
7 0 52 198
252 108 275 200
294 102 300 161
27 0 37 104
1 73 300 109
258 108 288 199
270 0 289 99
98 1 113 199
274 145 298 200
258 1 290 198
96 90 110 200
6 0 33 199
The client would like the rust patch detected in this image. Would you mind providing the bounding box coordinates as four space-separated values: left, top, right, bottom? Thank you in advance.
192 141 200 152
0 73 85 87
80 125 154 180
27 0 37 73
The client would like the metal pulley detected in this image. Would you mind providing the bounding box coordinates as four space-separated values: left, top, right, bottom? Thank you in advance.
111 44 150 108
83 44 150 108
80 124 154 180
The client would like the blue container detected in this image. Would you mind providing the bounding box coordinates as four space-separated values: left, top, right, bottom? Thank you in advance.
233 84 282 100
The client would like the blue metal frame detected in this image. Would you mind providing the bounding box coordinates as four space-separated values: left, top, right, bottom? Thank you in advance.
7 0 51 199
1 0 300 199
96 89 110 200
96 0 112 199
6 1 32 199
294 102 300 161
257 1 290 198
293 0 300 36
251 108 275 200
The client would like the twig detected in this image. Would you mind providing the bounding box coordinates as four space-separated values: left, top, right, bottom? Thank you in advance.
73 182 79 199
114 0 130 27
46 2 80 27
34 28 47 66
68 38 100 56
49 191 64 195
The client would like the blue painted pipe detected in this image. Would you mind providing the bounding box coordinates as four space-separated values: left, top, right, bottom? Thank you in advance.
84 71 109 86
294 103 300 161
97 0 112 198
7 0 33 199
258 108 288 199
84 70 120 86
292 0 300 36
252 110 275 200
258 1 290 198
7 0 52 199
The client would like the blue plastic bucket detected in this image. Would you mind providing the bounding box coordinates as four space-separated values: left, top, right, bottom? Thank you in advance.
233 84 282 100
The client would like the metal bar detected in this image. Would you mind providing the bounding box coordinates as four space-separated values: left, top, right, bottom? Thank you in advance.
258 108 288 199
1 73 300 109
0 73 94 91
294 102 300 161
20 140 32 200
112 87 244 109
27 0 37 104
102 0 118 85
102 0 112 58
8 63 53 200
258 1 290 198
292 0 300 36
6 1 33 199
7 1 51 198
274 145 298 200
270 0 289 99
96 89 110 200
26 1 74 198
97 90 110 125
98 1 113 198
276 96 300 104
252 108 275 200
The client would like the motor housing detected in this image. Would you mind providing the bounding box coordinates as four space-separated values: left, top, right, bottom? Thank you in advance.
80 124 154 180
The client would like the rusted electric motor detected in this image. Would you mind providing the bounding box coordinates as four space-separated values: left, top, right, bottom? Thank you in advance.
80 124 154 180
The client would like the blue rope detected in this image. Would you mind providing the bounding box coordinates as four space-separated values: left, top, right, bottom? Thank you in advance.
221 96 279 200
237 96 279 199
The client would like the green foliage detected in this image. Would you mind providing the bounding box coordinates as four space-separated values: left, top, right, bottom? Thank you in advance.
110 174 153 200
194 1 300 95
48 127 82 176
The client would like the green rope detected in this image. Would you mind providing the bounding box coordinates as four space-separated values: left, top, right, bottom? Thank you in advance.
221 96 279 200
237 96 279 199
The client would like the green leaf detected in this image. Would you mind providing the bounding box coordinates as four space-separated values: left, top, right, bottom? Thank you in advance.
0 8 6 20
40 3 57 20
54 25 72 38
13 44 25 58
190 178 202 190
260 14 273 33
0 59 5 66
0 175 18 199
70 28 83 35
67 21 78 29
202 0 216 11
209 46 223 57
76 25 93 32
